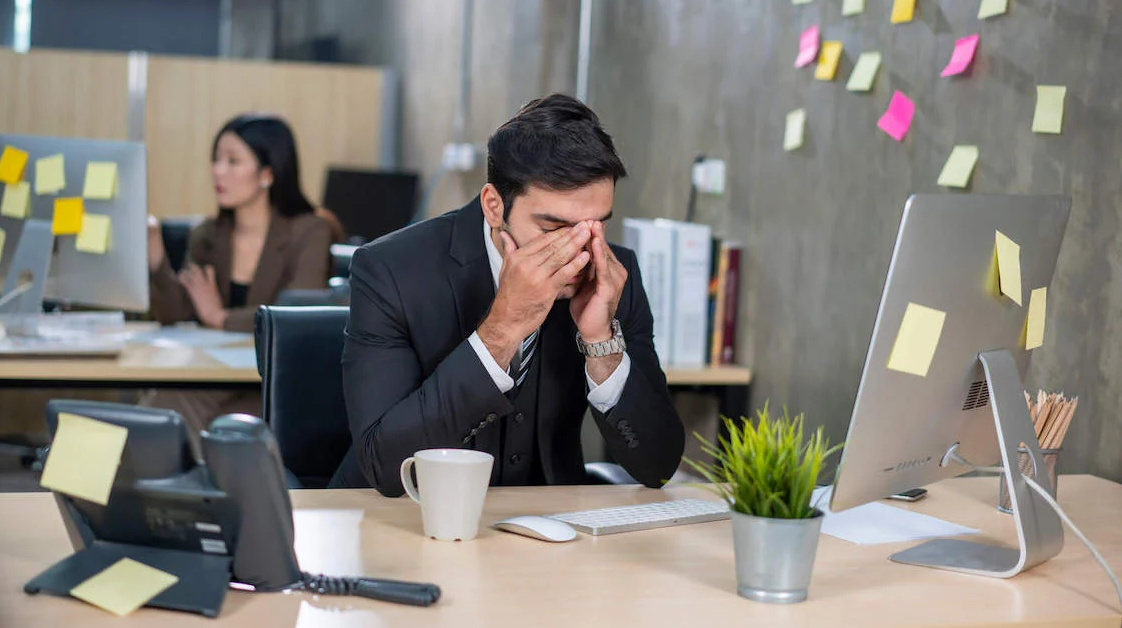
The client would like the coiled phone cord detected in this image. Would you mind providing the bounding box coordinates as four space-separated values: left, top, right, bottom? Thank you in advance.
299 572 441 607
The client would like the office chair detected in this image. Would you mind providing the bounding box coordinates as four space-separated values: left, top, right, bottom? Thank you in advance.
160 216 205 272
253 305 635 488
330 244 357 280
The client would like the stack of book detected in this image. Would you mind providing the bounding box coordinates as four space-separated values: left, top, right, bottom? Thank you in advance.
622 218 741 368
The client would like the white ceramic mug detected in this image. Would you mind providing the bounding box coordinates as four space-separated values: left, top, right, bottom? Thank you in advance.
399 449 494 541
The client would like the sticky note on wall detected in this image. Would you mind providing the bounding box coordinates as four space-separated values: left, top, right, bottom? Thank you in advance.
1032 86 1066 134
888 303 946 377
83 162 119 200
35 154 66 195
994 230 1022 306
815 41 843 80
891 0 916 24
877 91 915 141
784 109 807 151
69 558 179 616
941 34 979 78
937 145 979 188
1023 287 1047 350
795 25 820 68
1 182 31 219
843 0 865 16
76 214 112 254
52 197 85 235
39 412 129 506
0 146 29 185
847 52 882 92
978 0 1008 19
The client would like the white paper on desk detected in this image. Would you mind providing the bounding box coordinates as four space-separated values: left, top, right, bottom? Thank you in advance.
295 600 386 628
132 326 252 349
812 487 979 545
294 510 366 578
203 347 257 369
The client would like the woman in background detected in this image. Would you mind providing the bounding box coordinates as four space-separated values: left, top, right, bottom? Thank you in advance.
145 113 331 433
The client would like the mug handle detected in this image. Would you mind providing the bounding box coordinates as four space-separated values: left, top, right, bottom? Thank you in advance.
400 457 422 503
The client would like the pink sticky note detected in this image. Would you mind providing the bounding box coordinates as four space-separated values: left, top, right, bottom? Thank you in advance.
877 91 915 142
941 34 979 77
795 25 820 68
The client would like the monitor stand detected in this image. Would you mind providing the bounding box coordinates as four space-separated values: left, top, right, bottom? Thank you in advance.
889 349 1064 578
0 220 52 315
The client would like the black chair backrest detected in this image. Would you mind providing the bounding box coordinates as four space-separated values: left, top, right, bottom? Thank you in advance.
330 243 357 279
254 306 351 488
161 216 204 272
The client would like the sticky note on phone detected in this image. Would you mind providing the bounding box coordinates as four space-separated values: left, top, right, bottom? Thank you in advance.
0 146 29 184
891 0 916 24
76 214 112 254
1023 287 1047 350
994 230 1022 306
52 197 84 235
39 412 128 506
35 154 66 194
83 162 119 200
888 303 946 377
69 558 178 616
815 41 843 81
784 109 807 151
1 181 31 219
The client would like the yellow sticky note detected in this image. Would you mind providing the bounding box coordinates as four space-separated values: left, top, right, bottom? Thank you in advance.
784 108 807 152
76 214 112 254
937 145 979 188
52 197 84 235
1032 85 1066 134
39 412 128 506
888 303 946 377
978 0 1008 19
815 41 843 81
69 558 178 616
846 52 882 92
35 154 66 195
994 230 1022 306
82 162 118 200
0 227 5 254
1023 287 1046 350
0 146 29 184
843 0 866 16
1 181 31 219
891 0 916 23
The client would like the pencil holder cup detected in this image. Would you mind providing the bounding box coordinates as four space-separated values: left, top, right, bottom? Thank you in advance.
997 447 1060 514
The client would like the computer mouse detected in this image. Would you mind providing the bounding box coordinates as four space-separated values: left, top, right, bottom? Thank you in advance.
493 516 577 542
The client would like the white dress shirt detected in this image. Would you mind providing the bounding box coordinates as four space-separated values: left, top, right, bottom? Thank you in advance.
467 220 630 412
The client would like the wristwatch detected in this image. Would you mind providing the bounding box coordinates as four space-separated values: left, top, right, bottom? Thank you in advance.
576 319 626 357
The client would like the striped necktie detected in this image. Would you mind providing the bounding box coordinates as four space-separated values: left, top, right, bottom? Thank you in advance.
510 329 539 388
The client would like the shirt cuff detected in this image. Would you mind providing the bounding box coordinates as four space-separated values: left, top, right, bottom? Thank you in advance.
586 352 631 413
468 331 514 393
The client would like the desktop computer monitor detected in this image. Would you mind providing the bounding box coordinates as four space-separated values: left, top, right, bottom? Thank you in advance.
829 194 1070 578
321 167 419 243
0 133 149 312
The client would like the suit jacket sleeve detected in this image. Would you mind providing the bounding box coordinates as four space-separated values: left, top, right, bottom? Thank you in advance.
221 216 332 332
588 248 685 488
341 246 515 496
148 221 212 326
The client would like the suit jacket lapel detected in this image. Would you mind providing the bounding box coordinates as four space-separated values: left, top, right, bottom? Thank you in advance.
247 213 289 306
447 197 495 340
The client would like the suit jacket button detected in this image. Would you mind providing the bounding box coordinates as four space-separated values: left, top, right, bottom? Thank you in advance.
509 453 524 464
486 413 497 421
514 412 525 424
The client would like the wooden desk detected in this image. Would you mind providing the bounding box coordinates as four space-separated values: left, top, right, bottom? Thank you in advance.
1 476 1119 627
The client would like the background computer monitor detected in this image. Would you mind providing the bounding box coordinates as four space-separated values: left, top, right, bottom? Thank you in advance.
0 133 149 312
321 167 418 243
831 194 1070 513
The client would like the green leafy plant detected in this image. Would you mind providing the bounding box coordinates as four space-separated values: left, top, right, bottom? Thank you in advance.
684 402 842 519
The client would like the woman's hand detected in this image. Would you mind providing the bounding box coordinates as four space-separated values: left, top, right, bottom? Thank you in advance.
179 263 227 329
147 215 167 273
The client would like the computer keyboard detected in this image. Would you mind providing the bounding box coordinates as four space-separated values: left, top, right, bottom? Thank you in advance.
548 499 730 536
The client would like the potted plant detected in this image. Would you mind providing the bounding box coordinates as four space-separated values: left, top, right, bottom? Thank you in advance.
685 402 841 604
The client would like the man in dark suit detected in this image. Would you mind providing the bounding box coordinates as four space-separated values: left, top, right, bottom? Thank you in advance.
330 94 684 496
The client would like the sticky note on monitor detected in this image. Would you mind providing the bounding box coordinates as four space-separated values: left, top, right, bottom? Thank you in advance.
52 197 84 235
847 52 882 92
815 41 843 81
784 109 807 152
0 146 29 185
39 412 128 506
888 303 946 377
76 214 112 254
941 34 979 78
35 154 66 195
937 145 979 188
994 230 1022 306
1032 86 1066 134
69 558 179 616
877 91 915 141
843 0 865 16
891 0 916 24
978 0 1008 19
83 162 118 200
1023 287 1047 350
795 25 820 68
1 181 31 219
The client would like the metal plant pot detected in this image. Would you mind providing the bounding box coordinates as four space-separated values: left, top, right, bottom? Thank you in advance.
730 508 824 603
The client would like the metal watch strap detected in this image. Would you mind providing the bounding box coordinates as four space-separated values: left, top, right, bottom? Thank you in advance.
576 319 626 357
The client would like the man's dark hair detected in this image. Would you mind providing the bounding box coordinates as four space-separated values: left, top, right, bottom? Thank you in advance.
487 93 627 221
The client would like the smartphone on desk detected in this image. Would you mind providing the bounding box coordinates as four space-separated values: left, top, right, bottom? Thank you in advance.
887 488 927 502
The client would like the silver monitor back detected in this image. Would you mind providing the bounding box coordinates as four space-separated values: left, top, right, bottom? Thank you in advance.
831 193 1070 513
0 133 149 312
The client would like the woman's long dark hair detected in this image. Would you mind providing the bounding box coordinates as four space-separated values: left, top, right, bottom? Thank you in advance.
214 113 314 219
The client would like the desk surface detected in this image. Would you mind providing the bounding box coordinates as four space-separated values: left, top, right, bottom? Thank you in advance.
1 476 1119 627
0 323 753 387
